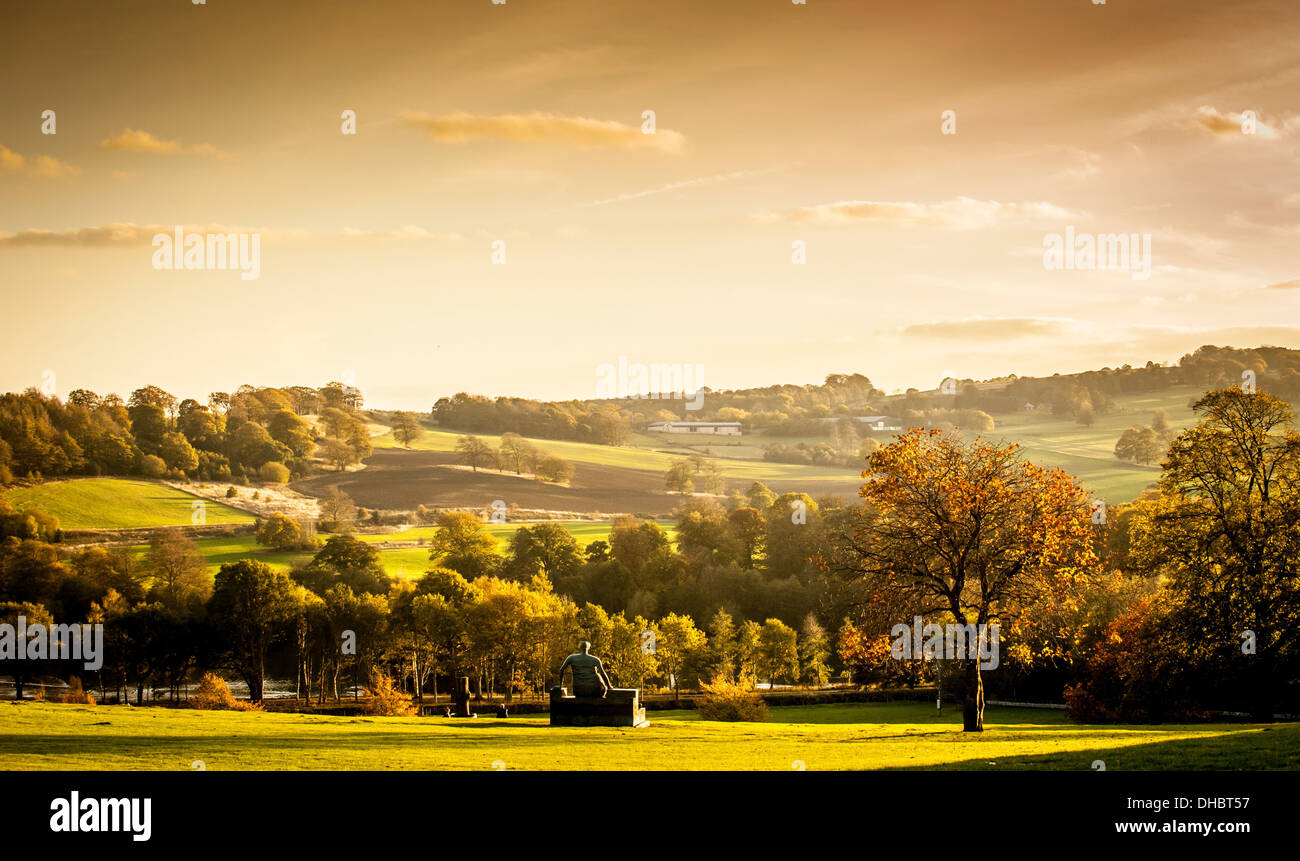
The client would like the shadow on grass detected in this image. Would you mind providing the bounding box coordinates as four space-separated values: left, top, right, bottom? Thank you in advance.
762 703 1070 727
880 724 1300 771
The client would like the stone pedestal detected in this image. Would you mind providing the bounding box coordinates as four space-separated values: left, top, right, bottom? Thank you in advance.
549 686 648 728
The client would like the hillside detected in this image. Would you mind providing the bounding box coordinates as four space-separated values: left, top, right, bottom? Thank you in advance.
4 478 254 531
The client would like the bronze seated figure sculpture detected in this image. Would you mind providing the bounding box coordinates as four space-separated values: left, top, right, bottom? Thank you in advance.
550 641 648 727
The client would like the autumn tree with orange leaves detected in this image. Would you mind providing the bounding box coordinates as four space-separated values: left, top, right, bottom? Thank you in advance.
846 429 1099 731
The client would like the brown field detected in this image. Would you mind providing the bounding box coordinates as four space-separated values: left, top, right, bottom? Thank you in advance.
293 448 863 515
294 448 673 514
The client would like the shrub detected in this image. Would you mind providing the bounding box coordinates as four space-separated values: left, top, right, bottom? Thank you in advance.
139 454 167 478
190 673 263 711
365 673 416 717
535 454 574 484
225 486 238 498
696 676 769 722
259 461 290 484
59 677 96 705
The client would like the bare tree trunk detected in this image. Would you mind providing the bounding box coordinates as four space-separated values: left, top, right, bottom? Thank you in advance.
963 659 984 732
413 650 422 702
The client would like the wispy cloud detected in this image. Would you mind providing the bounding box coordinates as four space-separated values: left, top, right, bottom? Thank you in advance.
0 222 463 248
337 226 464 241
98 129 223 157
400 111 684 153
901 316 1073 341
1264 278 1300 290
0 144 80 178
754 197 1082 229
570 165 790 209
1194 106 1289 139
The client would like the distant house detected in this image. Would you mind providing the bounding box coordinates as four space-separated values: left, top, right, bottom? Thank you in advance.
646 420 742 436
814 415 902 431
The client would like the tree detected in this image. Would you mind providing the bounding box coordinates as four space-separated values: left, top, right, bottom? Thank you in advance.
428 511 501 578
307 535 390 596
159 432 199 474
317 436 357 471
392 412 425 448
665 459 694 494
0 601 53 698
231 422 288 470
727 506 765 569
654 612 707 702
736 619 762 686
318 486 357 528
757 618 799 687
605 613 658 688
455 435 495 472
256 513 303 551
497 432 536 474
534 454 574 484
1152 408 1173 440
700 460 726 495
1114 426 1163 465
746 481 776 511
799 614 832 687
144 527 209 610
848 429 1098 731
608 516 671 575
507 523 583 581
208 560 297 701
127 402 168 455
268 410 314 458
706 608 739 682
674 498 739 566
1133 389 1300 719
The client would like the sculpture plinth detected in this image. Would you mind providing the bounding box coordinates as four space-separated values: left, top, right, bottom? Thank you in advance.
549 686 648 728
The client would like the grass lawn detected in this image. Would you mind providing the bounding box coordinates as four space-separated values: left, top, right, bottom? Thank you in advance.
5 478 253 530
3 700 1295 771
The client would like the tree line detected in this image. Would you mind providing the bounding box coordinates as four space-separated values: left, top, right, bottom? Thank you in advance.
3 385 1297 732
0 381 373 485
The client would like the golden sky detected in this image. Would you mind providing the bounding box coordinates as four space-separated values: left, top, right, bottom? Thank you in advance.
2 0 1297 408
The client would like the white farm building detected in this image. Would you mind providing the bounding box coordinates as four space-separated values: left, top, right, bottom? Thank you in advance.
646 421 742 436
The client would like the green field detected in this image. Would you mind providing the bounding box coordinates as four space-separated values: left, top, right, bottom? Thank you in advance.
143 521 649 578
4 479 253 530
373 384 1209 506
982 386 1202 501
3 700 1295 770
372 427 854 484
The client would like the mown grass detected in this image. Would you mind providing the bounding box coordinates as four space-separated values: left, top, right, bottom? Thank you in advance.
5 479 253 530
2 700 1294 771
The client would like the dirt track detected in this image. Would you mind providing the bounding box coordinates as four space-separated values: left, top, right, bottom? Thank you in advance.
292 448 864 515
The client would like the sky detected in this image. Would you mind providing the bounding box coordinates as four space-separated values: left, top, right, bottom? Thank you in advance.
1 0 1297 410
